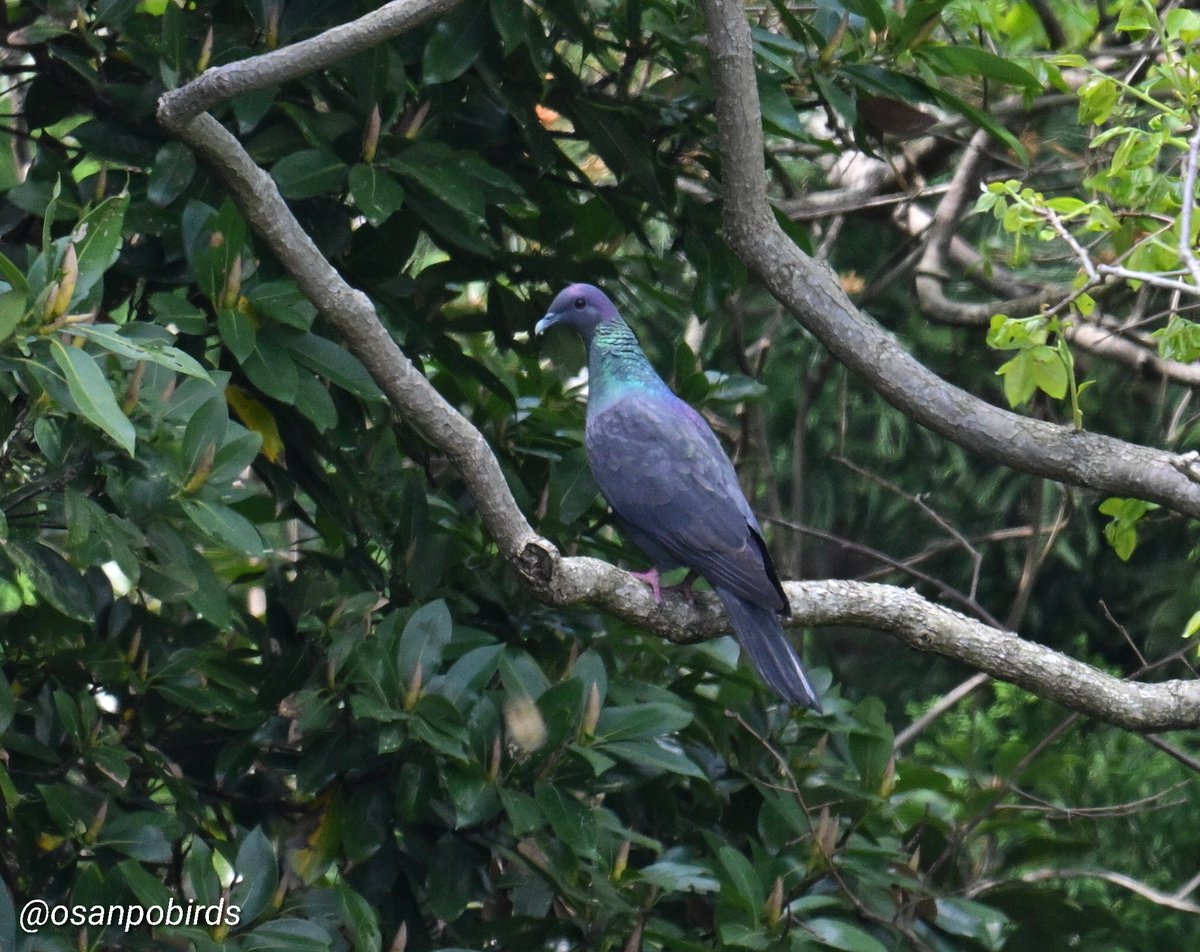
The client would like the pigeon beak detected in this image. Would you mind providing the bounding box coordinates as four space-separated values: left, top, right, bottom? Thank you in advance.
534 312 558 336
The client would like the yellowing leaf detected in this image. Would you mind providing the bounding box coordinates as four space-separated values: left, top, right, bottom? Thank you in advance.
225 385 284 463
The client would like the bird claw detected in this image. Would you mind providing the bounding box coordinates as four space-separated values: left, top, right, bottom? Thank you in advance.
629 569 698 605
629 568 663 603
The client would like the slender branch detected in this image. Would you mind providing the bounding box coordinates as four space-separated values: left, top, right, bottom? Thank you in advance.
699 0 1200 521
970 867 1200 915
893 672 991 750
1181 122 1200 288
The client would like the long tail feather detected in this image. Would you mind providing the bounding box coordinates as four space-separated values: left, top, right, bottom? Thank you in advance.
716 588 822 711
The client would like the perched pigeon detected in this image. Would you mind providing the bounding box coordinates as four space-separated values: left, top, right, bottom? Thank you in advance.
536 283 822 711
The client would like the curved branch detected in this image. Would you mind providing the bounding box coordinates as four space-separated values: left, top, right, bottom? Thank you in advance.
157 0 460 128
156 0 1200 732
699 0 1200 519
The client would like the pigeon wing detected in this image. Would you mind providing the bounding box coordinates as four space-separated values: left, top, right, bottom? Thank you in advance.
586 394 786 612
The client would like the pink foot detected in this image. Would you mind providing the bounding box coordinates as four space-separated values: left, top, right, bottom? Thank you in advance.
629 568 663 602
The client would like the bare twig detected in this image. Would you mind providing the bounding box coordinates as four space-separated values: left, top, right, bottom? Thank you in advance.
1181 122 1200 287
893 672 991 750
970 867 1200 915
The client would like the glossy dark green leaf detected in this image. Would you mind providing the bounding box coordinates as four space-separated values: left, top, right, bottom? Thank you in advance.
4 541 94 620
99 811 178 862
180 498 266 556
218 306 257 361
71 324 211 380
231 827 279 925
242 918 331 951
423 0 490 84
0 290 27 343
148 141 197 207
535 783 599 858
288 332 383 400
271 148 348 200
426 834 477 920
716 845 763 916
806 918 890 952
71 193 130 303
49 340 136 455
349 164 406 226
397 599 453 682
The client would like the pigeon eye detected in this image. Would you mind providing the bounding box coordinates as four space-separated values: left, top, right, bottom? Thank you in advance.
573 297 586 309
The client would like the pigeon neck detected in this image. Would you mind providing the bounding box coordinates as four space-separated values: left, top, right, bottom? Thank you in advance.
586 319 671 410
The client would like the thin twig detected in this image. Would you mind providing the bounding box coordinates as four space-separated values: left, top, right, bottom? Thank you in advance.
1178 121 1200 288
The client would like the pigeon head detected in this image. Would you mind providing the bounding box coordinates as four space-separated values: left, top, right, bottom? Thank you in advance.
535 283 621 340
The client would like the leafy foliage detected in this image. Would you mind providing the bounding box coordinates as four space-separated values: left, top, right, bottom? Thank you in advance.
1 0 1199 950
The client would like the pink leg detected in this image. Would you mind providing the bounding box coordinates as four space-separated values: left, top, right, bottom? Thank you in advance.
629 567 663 602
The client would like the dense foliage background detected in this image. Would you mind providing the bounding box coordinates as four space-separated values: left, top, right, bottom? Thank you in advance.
2 0 1200 949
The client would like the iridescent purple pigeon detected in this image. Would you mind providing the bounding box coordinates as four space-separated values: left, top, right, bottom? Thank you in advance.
536 283 821 710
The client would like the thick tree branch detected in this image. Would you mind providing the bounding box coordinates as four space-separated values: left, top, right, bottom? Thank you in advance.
156 0 1200 731
157 0 460 128
699 0 1200 520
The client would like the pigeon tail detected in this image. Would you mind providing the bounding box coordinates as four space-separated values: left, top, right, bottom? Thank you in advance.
716 589 822 712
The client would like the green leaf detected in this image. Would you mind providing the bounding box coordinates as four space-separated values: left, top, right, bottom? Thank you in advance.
397 599 454 682
219 307 256 361
0 249 30 295
185 838 222 906
996 351 1036 408
3 541 94 620
349 164 406 226
271 148 348 200
0 290 27 343
596 703 693 741
231 827 279 925
917 46 1040 92
242 919 331 952
439 643 505 706
0 672 13 735
535 783 599 858
147 141 197 207
180 498 266 557
490 0 526 52
182 393 229 474
246 279 318 330
426 834 476 920
1182 609 1200 640
242 333 300 403
70 324 211 380
602 739 706 779
389 143 485 221
805 917 890 952
1078 76 1119 125
717 845 763 916
49 339 136 455
423 0 490 84
336 881 381 952
934 897 1010 950
99 811 178 862
1030 346 1068 399
71 193 130 302
0 877 14 952
288 332 383 400
639 860 719 893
